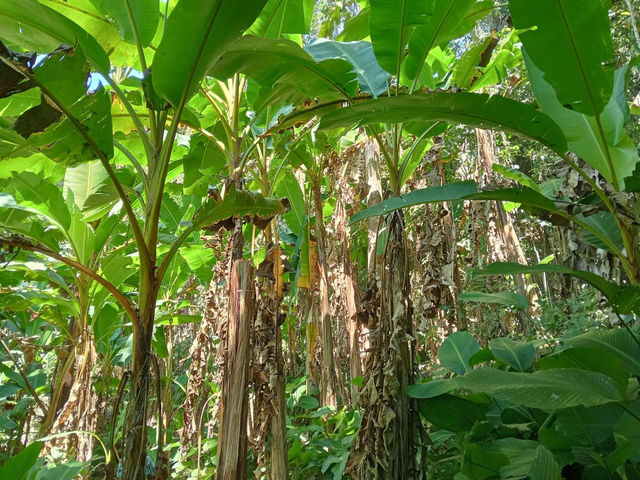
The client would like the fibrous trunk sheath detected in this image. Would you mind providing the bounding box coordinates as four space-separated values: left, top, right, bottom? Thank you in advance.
217 259 255 480
348 212 418 479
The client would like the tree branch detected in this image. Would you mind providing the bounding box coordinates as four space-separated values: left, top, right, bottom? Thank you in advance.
0 236 137 323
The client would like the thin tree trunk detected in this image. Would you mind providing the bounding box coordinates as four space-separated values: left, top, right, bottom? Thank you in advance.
335 175 362 400
181 235 228 454
357 139 380 363
476 128 539 321
42 343 75 434
300 288 318 395
217 259 255 480
312 180 338 407
252 239 288 479
348 212 418 479
123 229 158 480
270 344 287 480
293 171 320 395
409 148 462 356
123 317 154 480
270 389 288 478
153 327 173 480
45 330 97 463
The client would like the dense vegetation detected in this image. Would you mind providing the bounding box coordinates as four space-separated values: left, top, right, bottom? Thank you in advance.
0 0 639 479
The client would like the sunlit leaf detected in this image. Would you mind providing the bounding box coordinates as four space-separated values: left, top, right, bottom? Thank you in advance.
319 93 567 154
152 0 268 107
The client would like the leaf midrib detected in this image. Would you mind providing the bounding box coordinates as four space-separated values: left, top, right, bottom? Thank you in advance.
572 336 640 372
323 97 559 149
43 0 110 25
554 0 617 187
451 341 469 373
395 0 409 83
501 340 525 371
175 0 226 116
257 0 286 37
410 0 459 92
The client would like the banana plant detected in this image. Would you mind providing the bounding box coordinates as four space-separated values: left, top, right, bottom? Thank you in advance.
311 9 640 476
185 68 288 480
279 2 503 477
0 1 633 479
266 0 636 477
0 1 292 478
240 106 307 480
282 128 349 408
0 167 134 456
199 12 394 474
327 0 640 307
168 3 334 472
199 17 371 466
